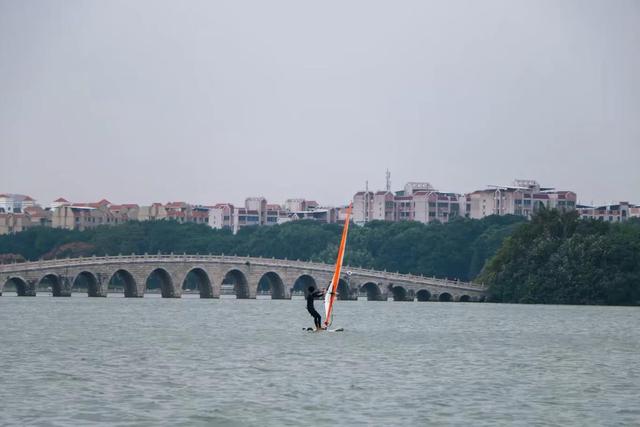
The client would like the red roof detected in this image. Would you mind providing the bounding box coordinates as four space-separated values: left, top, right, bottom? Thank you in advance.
54 197 69 203
110 204 139 210
165 202 187 208
23 196 35 201
533 194 549 200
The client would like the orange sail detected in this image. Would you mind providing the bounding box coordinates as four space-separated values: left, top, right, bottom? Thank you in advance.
323 203 352 328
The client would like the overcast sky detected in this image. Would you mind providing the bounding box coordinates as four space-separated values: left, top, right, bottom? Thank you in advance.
1 0 638 207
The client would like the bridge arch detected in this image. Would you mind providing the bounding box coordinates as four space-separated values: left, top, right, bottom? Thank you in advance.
416 289 432 302
40 273 63 296
257 272 285 299
145 268 176 298
438 292 453 302
108 269 138 297
292 274 317 297
391 285 408 301
182 268 214 298
360 282 381 301
223 269 249 299
458 294 471 302
72 271 101 297
3 277 29 296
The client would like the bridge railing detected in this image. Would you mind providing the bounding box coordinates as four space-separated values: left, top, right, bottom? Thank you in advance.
0 254 486 291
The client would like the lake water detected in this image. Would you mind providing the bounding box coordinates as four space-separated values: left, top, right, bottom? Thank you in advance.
1 294 639 426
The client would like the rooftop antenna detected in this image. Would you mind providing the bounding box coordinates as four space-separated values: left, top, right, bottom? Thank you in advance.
385 169 391 192
365 180 369 224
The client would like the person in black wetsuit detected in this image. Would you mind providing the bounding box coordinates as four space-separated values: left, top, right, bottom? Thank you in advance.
306 286 325 330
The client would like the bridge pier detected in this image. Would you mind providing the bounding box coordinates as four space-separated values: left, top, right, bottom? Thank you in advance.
53 276 73 297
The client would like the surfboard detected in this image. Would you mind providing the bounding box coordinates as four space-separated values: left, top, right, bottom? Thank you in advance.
303 327 344 332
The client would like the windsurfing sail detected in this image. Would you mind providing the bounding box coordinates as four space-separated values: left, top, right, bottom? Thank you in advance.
324 203 353 328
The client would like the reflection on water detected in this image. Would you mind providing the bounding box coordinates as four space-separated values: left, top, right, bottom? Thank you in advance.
0 296 639 426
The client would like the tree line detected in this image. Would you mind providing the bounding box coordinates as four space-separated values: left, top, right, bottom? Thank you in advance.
2 211 638 305
0 215 524 282
479 209 640 305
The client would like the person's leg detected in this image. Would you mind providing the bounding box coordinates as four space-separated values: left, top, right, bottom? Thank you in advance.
310 308 322 329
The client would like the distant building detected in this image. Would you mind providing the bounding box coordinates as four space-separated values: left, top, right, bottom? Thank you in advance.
208 203 234 230
108 204 140 222
51 199 139 230
353 182 463 225
412 191 462 223
0 195 53 234
245 197 267 225
0 193 37 214
352 191 374 225
466 179 577 219
138 203 167 221
233 208 261 232
265 204 287 225
52 202 110 231
372 191 395 221
577 202 640 222
23 206 52 228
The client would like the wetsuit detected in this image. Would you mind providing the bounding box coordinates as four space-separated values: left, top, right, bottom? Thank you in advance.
306 290 324 329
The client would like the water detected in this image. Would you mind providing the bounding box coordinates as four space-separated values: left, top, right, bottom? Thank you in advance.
1 295 639 426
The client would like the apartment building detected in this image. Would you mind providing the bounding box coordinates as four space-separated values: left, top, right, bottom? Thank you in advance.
0 194 37 213
138 203 167 221
0 212 32 234
466 180 577 219
413 191 462 223
51 199 140 230
208 203 234 230
353 182 463 225
52 201 111 231
577 202 640 222
0 194 53 234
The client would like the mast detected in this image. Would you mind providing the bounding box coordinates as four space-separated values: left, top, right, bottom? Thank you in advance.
324 203 352 328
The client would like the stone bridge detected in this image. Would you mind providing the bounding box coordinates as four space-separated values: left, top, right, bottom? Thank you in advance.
0 254 488 302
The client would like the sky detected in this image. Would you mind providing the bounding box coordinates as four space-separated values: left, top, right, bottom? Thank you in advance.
0 0 639 207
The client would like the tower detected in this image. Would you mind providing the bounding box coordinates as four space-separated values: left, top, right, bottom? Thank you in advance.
385 169 391 192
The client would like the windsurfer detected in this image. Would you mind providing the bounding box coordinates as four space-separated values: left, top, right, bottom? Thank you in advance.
306 286 325 330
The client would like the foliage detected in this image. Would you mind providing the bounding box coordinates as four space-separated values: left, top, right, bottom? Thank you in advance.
479 209 640 305
0 216 524 281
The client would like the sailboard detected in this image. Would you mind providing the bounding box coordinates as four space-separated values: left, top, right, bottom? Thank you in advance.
323 203 353 329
